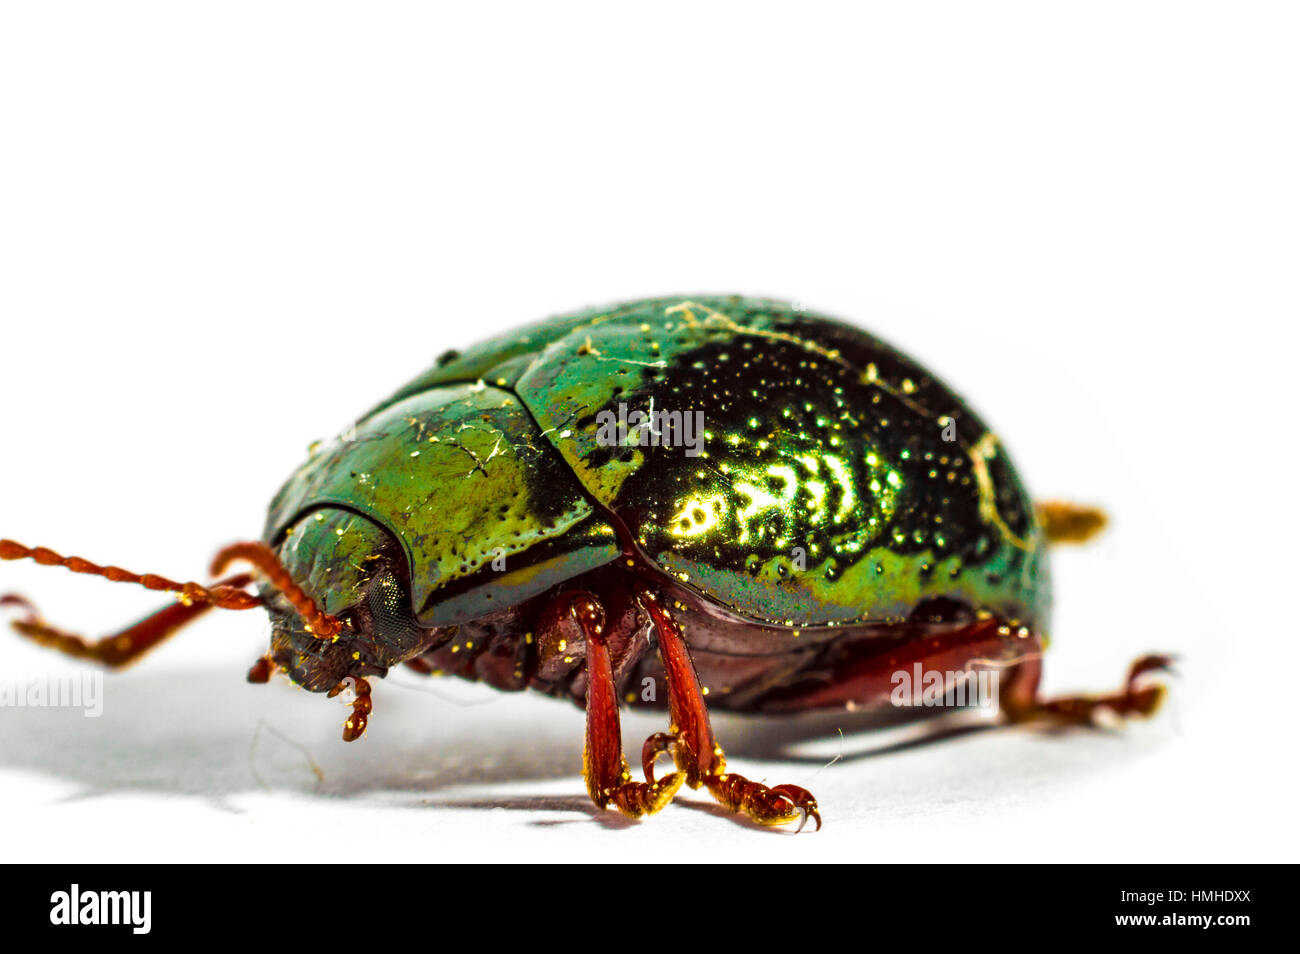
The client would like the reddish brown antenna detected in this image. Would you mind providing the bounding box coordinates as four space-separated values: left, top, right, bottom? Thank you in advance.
0 539 261 609
211 542 342 638
0 537 343 669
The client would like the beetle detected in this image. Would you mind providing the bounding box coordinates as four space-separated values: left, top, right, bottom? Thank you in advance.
1 295 1172 830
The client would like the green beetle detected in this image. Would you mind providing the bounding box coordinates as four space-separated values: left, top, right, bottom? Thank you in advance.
2 295 1171 830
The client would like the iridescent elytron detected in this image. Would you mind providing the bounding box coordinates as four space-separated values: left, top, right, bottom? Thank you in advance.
269 295 1047 634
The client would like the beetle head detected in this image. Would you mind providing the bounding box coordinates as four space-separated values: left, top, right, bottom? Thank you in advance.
265 509 430 692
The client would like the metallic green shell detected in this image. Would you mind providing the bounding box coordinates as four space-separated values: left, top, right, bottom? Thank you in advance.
267 296 1049 631
265 383 620 626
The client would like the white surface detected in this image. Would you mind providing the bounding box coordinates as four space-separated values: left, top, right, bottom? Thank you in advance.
1 2 1296 863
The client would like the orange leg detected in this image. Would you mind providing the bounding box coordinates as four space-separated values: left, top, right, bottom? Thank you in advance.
559 591 684 818
1035 501 1108 544
1016 505 1173 721
1 573 255 669
639 591 821 831
1002 651 1175 726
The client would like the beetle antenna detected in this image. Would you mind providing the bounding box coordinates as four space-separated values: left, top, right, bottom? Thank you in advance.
0 538 262 610
210 541 342 638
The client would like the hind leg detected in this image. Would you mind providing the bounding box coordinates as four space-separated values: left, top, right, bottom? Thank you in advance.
1001 648 1174 726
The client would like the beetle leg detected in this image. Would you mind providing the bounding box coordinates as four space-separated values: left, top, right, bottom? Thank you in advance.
639 591 821 831
1 573 256 669
640 731 678 781
1002 649 1175 726
1035 501 1108 544
560 592 684 819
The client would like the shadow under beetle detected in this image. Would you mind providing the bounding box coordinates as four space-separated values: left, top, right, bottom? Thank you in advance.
2 296 1173 830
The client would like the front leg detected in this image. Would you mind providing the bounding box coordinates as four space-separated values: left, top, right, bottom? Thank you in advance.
552 591 684 818
639 591 821 831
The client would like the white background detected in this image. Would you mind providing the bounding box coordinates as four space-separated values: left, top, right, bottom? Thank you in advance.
1 2 1296 863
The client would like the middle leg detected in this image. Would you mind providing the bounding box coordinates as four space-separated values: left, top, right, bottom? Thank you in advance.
639 590 821 831
552 591 684 819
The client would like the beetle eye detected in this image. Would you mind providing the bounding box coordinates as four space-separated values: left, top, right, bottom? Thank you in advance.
365 567 424 662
